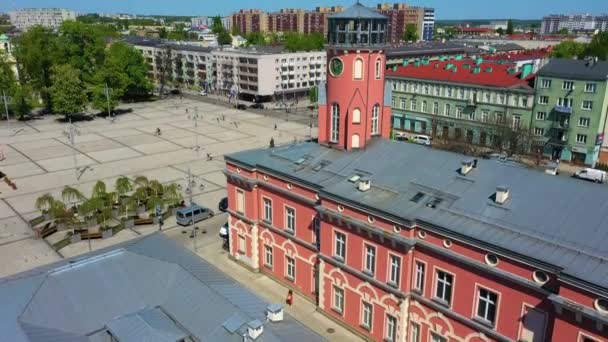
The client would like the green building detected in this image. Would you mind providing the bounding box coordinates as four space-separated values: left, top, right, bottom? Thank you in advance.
386 58 535 147
532 59 608 166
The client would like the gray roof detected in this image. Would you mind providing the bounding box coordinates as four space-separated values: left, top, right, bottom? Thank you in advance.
492 43 525 52
538 58 608 81
227 140 608 293
0 234 324 342
330 2 386 19
387 42 467 57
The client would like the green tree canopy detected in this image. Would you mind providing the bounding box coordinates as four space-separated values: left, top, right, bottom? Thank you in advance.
586 32 608 61
211 16 224 34
496 27 504 36
558 27 569 35
283 32 324 52
0 50 17 95
246 32 267 46
550 40 587 59
403 24 419 42
55 21 109 84
217 30 232 46
308 86 318 103
49 64 88 119
506 19 514 34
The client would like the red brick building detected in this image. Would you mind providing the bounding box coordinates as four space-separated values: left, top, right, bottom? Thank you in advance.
231 9 267 35
224 4 608 342
267 9 303 34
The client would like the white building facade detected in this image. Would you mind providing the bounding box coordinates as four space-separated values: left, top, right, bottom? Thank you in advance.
9 8 76 31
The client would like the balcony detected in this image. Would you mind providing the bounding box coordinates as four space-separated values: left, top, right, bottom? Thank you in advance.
552 120 569 130
554 105 572 114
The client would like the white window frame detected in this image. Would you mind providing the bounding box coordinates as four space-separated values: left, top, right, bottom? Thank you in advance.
576 134 587 144
363 243 376 275
354 58 363 80
264 245 273 268
334 230 346 261
582 100 593 111
352 107 361 124
512 115 521 129
538 96 549 105
562 81 574 90
410 322 420 342
414 260 425 293
579 117 590 128
361 301 373 330
434 269 454 306
263 197 272 223
385 314 397 342
333 285 344 314
534 127 545 136
558 97 573 108
375 57 382 79
236 188 245 214
444 104 450 116
388 254 401 286
536 111 546 121
585 83 596 93
475 286 499 326
410 99 417 111
371 104 380 135
540 79 551 88
285 206 296 233
433 102 439 115
400 98 406 109
330 103 340 142
431 333 448 342
286 256 295 280
421 100 427 113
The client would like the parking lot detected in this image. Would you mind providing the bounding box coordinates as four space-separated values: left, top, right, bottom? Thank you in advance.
0 97 317 277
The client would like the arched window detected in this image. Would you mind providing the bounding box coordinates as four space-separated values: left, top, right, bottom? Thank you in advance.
371 104 380 135
352 108 361 124
331 103 340 143
351 134 360 148
354 58 363 80
375 57 382 79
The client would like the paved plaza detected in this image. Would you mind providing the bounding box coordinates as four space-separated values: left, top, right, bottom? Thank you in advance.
0 97 317 277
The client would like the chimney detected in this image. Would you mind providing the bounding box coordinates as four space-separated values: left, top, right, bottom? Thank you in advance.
495 185 510 204
460 159 474 175
247 319 264 340
358 177 371 192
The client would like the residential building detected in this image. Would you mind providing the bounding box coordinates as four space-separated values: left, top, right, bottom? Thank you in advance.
532 58 608 165
482 48 551 74
387 58 535 146
267 9 304 34
376 3 435 43
481 20 509 31
303 6 345 35
454 26 496 37
8 8 76 31
212 47 326 102
0 234 322 341
190 16 214 29
386 42 469 67
541 13 608 34
231 9 267 35
130 38 215 91
224 6 608 342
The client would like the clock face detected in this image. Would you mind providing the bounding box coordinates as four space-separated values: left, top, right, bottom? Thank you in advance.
329 58 344 77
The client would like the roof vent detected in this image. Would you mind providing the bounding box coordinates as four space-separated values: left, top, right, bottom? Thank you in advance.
495 185 510 204
460 158 474 175
358 177 371 192
266 304 284 322
247 319 264 340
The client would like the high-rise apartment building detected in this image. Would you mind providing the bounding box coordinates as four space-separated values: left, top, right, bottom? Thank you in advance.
541 13 608 34
9 8 76 31
302 6 345 35
231 9 267 35
267 9 304 34
376 3 435 43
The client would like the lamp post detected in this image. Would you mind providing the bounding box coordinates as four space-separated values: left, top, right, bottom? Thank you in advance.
104 83 113 122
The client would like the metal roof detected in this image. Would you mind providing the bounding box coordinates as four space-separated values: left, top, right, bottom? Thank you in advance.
0 234 324 342
226 140 608 293
538 58 608 81
105 307 187 342
330 2 386 19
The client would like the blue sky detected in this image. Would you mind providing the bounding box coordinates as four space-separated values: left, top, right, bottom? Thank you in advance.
1 0 606 19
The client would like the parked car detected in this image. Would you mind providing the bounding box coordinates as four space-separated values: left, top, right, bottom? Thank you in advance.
250 103 264 109
218 197 228 212
411 134 432 146
236 104 247 110
573 168 606 183
219 222 229 239
175 204 214 226
395 132 408 141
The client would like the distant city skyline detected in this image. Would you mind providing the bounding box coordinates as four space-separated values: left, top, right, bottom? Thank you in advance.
1 0 606 20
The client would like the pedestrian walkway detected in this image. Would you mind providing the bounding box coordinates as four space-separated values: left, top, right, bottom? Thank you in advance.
167 231 363 342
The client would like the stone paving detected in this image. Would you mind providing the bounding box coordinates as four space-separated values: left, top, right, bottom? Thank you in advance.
0 97 317 277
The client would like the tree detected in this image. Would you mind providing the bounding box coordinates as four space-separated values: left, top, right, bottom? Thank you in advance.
13 26 57 110
246 32 267 46
115 176 133 197
0 51 17 110
550 40 587 59
49 65 88 119
558 27 569 35
217 30 232 46
586 32 608 61
308 86 318 104
62 186 85 208
506 19 514 35
231 25 241 36
158 45 174 97
403 24 419 42
91 63 127 114
284 32 325 52
35 193 56 212
211 16 224 34
92 180 107 198
11 84 34 120
55 21 108 84
496 27 504 36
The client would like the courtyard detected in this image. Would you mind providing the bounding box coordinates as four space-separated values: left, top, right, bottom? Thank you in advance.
0 97 317 277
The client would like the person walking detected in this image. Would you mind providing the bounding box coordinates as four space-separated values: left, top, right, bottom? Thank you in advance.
286 290 293 306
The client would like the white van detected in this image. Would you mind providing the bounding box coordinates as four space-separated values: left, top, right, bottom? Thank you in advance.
412 135 432 146
574 168 606 183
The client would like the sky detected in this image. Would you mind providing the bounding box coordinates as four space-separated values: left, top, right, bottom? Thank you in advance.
1 0 606 20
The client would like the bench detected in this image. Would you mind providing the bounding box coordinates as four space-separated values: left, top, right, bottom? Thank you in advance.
134 218 154 225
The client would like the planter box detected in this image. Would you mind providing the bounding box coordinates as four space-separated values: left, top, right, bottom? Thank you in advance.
70 233 81 243
86 218 97 226
29 216 45 227
102 230 113 239
124 219 134 229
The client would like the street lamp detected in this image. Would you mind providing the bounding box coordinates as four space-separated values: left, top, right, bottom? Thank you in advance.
187 107 202 157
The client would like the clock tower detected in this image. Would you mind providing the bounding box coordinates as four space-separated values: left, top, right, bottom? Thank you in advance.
318 2 392 150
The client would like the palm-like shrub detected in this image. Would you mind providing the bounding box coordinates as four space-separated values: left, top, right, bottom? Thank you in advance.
115 176 132 197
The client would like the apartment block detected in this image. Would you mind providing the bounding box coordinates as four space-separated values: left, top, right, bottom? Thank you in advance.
387 58 536 146
267 9 304 34
302 6 345 35
231 9 267 35
376 3 435 43
532 59 608 165
541 13 608 34
9 8 76 31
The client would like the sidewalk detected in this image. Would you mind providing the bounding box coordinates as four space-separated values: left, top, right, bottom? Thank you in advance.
164 230 363 342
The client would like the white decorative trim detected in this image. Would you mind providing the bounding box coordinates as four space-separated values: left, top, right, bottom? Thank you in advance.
532 270 549 285
251 223 259 270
